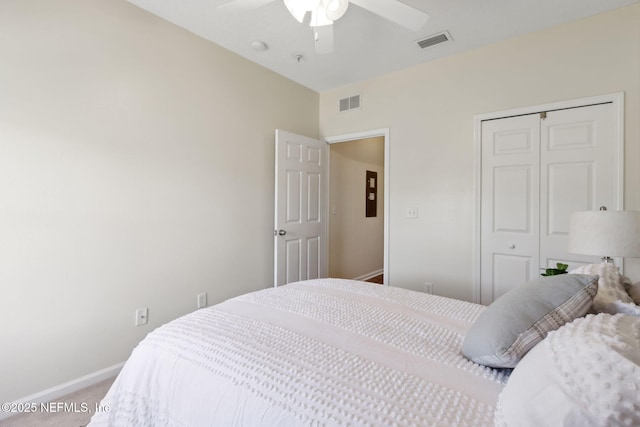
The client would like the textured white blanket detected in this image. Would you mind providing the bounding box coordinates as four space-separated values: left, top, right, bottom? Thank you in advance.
89 279 508 426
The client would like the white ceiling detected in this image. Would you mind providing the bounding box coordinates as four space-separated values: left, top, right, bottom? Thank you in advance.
126 0 638 92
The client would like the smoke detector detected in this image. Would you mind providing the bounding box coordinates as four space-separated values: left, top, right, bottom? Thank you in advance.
250 40 268 51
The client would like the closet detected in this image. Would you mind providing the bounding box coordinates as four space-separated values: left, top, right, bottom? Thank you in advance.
478 98 622 304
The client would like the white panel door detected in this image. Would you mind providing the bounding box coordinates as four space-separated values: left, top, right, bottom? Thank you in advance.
480 102 620 304
540 103 618 271
481 115 540 304
274 130 328 287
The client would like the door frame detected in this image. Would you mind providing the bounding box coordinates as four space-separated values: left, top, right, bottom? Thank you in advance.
325 128 390 286
472 93 624 303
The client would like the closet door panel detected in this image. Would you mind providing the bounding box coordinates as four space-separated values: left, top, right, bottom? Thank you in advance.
492 254 532 300
540 104 617 269
547 162 594 235
480 115 540 305
493 166 533 233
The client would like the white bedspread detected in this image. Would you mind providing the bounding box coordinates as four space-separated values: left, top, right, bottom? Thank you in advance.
89 279 509 426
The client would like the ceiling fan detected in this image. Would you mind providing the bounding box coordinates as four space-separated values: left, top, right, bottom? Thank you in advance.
218 0 429 54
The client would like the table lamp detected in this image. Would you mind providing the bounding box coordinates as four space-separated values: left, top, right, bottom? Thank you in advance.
568 207 640 264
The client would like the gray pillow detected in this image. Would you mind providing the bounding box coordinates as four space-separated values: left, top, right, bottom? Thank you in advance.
461 274 598 368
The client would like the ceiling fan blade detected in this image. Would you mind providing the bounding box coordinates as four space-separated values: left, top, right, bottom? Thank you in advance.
217 0 275 13
350 0 428 31
313 25 334 54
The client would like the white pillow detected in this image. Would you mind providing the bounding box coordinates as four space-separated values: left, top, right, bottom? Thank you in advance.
569 263 638 314
496 313 640 427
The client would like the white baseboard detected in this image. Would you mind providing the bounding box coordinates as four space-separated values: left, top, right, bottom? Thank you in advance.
353 269 384 282
0 362 124 421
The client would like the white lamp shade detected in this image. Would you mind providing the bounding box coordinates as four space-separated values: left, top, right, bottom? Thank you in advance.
568 210 640 258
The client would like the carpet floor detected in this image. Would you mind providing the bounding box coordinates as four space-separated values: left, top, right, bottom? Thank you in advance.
0 378 114 427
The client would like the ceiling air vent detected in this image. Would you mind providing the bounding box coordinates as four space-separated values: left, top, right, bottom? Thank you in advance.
416 31 452 49
339 94 361 112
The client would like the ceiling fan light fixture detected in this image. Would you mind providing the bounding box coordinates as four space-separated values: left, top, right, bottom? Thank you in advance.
310 4 333 27
283 0 320 23
323 0 348 21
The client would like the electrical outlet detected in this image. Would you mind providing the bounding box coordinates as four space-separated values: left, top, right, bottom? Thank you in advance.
197 292 207 309
407 207 419 218
424 282 433 294
135 308 148 326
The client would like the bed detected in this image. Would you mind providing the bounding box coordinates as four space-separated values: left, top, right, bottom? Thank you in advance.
89 267 640 427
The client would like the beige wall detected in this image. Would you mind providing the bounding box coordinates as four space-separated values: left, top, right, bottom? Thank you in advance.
329 137 384 279
0 0 318 402
2 0 639 405
319 4 640 301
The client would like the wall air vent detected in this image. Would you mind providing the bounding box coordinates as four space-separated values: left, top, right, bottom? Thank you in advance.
339 94 361 112
416 31 452 49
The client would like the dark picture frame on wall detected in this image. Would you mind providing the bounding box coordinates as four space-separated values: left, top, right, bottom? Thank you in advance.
366 170 377 217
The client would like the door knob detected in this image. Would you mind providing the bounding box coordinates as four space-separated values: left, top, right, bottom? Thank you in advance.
509 244 516 249
276 229 286 236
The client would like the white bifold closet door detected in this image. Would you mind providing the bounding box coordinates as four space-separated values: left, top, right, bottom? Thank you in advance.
480 103 617 304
